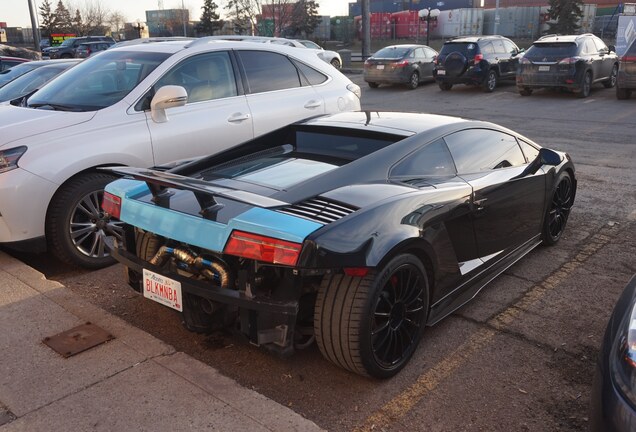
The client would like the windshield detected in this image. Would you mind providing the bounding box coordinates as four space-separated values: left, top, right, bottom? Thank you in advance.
439 42 479 57
28 50 170 111
0 63 40 88
0 64 73 102
373 46 411 59
60 38 76 47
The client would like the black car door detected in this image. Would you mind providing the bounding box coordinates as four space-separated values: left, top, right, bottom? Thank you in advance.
444 129 546 258
592 36 614 80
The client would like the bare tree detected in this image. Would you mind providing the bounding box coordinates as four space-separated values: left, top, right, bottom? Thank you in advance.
261 0 296 37
108 10 127 38
225 0 261 35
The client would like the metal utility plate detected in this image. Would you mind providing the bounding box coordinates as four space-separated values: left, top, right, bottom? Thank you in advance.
43 322 114 358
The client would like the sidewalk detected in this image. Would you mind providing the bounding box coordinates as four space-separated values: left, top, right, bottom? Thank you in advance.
0 252 324 431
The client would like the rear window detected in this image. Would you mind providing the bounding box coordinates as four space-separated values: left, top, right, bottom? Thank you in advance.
526 42 578 57
439 42 479 57
373 47 411 59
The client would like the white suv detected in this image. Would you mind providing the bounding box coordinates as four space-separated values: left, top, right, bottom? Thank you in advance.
0 39 361 268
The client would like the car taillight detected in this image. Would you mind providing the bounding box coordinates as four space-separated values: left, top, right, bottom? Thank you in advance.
473 53 483 63
364 59 371 67
224 230 302 266
433 56 438 65
621 56 636 62
558 57 580 65
394 60 409 68
102 191 121 219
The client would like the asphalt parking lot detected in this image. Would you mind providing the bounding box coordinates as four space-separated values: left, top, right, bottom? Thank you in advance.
11 73 636 431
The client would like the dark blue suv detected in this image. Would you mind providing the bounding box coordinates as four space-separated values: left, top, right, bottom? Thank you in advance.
434 35 522 92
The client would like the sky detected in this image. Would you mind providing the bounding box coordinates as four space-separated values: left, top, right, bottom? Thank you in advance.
1 0 350 28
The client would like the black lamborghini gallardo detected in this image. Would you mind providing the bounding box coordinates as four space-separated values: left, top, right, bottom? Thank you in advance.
103 111 576 378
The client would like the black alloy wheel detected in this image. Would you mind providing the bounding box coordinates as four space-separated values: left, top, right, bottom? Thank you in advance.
577 71 592 98
603 64 618 88
408 71 419 90
314 254 429 378
542 172 573 245
46 173 124 268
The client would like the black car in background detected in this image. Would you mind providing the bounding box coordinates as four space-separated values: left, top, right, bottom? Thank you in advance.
0 56 30 72
433 35 522 92
75 41 115 58
590 275 636 432
517 33 618 98
616 38 636 99
43 36 116 59
364 44 438 89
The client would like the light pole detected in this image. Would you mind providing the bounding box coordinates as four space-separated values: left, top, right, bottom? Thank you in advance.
418 8 440 47
27 0 40 51
181 0 187 36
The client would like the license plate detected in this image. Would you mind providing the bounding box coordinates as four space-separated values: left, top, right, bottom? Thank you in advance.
376 65 385 70
437 69 446 75
142 269 183 312
538 65 550 72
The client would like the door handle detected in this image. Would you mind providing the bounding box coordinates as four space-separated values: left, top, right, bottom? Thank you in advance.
227 113 250 123
474 198 487 211
304 100 322 109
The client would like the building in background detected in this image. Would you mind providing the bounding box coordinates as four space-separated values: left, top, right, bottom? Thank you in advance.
348 0 478 16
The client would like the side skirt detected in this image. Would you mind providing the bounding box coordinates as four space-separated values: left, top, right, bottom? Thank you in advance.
426 235 542 325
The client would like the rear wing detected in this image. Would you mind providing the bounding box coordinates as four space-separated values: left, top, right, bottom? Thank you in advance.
102 167 289 218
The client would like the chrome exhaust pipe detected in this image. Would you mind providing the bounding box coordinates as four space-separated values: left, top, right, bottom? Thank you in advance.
148 246 229 288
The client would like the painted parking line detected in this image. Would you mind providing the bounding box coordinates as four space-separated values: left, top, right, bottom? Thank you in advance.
353 231 612 432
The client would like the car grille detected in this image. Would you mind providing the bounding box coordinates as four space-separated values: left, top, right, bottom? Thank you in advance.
277 197 358 225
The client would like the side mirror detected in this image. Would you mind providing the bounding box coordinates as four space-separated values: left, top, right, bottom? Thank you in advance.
150 85 187 123
539 148 562 166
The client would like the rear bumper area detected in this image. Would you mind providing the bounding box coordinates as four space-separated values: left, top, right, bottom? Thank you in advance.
364 69 410 84
516 68 582 90
434 66 486 86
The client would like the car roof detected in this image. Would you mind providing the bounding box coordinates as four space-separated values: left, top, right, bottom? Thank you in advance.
301 111 466 135
0 56 30 62
378 44 424 49
535 34 592 44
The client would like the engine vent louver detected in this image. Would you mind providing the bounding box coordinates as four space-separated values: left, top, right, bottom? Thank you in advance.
277 197 358 225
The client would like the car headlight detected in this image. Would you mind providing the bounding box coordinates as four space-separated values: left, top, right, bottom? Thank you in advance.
611 298 636 408
0 146 27 173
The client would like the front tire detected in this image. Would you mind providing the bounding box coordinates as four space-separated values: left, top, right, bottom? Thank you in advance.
314 254 429 378
542 171 574 246
603 64 618 88
46 172 124 268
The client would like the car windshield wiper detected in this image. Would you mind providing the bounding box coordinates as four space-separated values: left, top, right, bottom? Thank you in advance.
28 102 83 112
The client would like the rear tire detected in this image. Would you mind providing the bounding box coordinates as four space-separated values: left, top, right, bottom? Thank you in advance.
519 87 533 96
46 172 123 269
603 64 618 88
314 254 429 378
330 58 341 69
483 69 498 92
577 71 592 98
616 86 632 100
368 82 379 88
407 71 419 90
438 82 452 91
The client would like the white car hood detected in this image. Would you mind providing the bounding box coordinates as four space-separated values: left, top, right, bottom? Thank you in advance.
0 105 96 149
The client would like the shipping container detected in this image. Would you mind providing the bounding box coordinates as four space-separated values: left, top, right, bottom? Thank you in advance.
483 7 541 38
430 8 483 38
391 10 428 39
349 0 478 16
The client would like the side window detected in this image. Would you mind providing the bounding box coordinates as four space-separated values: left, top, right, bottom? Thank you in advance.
154 51 237 104
291 59 328 86
503 39 517 54
517 138 540 163
408 50 416 58
480 42 495 55
582 39 597 55
492 39 506 55
391 139 457 177
444 129 526 173
424 47 437 58
592 37 608 53
237 50 301 93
